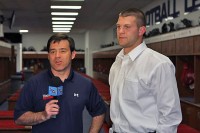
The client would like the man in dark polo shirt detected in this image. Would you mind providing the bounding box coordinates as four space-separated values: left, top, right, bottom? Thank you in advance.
14 33 106 133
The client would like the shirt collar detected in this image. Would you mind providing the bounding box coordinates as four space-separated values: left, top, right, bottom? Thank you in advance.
116 41 147 61
48 68 74 82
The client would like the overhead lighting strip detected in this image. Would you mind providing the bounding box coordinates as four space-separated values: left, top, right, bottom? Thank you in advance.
52 17 76 20
52 25 73 27
51 0 84 1
53 30 70 33
19 30 29 33
52 21 74 24
51 1 83 33
51 12 78 16
53 28 71 30
51 6 81 9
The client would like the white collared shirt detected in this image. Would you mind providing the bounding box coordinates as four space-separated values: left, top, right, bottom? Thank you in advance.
109 42 182 133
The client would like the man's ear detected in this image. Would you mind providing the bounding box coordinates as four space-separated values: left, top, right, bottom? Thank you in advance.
71 51 76 60
139 26 146 36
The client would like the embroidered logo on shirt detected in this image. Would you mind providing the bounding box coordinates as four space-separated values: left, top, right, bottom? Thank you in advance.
74 93 79 97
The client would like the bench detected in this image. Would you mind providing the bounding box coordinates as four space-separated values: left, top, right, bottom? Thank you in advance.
0 120 31 133
0 111 14 119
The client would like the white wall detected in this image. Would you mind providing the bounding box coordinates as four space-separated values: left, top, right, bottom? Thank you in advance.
104 25 118 44
21 26 116 53
0 24 3 37
16 43 22 72
84 30 104 76
88 30 104 51
22 33 52 51
70 33 85 50
22 32 85 51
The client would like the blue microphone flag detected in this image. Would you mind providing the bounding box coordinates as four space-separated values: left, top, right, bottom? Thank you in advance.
57 86 63 95
48 86 57 96
48 86 63 96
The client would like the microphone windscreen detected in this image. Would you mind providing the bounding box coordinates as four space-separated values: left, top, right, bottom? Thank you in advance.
51 76 62 87
48 76 63 96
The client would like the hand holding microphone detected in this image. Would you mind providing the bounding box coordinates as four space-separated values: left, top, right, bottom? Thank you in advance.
47 76 63 118
45 100 59 119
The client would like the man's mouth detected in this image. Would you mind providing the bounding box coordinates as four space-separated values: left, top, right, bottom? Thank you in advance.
55 60 62 65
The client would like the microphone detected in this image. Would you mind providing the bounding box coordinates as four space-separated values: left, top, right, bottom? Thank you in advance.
48 76 63 118
48 76 63 99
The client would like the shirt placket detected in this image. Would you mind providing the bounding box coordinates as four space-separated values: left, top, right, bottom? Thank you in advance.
114 56 129 131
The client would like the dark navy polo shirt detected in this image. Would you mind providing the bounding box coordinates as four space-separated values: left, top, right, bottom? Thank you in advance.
14 69 106 133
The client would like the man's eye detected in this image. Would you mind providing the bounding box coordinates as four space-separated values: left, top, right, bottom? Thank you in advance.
116 25 131 30
50 51 55 54
124 26 130 29
60 50 66 53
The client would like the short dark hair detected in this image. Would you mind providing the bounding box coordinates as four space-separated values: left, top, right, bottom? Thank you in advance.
119 8 146 27
47 33 75 52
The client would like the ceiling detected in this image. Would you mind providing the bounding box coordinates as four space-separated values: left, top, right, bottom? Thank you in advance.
0 0 156 34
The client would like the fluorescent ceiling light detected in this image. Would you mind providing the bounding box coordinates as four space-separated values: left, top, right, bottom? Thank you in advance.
53 28 71 30
52 17 76 20
184 12 189 15
51 12 78 16
53 30 70 33
51 6 81 9
51 0 84 1
52 21 74 24
52 25 72 27
19 30 29 33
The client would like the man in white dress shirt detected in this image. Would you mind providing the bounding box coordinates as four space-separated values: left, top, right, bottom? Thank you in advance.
109 8 182 133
